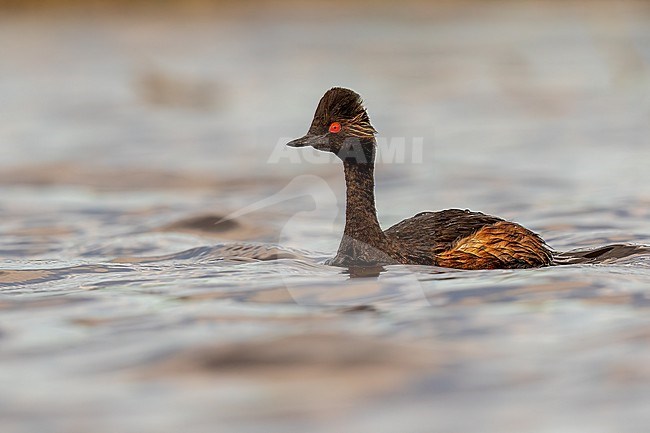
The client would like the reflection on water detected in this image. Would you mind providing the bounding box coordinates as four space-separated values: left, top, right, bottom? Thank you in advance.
1 1 650 432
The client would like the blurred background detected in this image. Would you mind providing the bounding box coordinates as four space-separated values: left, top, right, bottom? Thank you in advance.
3 0 648 198
1 1 650 433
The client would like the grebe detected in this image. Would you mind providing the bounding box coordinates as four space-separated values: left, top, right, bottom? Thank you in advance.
287 87 553 270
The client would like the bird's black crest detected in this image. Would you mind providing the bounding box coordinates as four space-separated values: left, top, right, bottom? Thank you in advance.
311 87 370 128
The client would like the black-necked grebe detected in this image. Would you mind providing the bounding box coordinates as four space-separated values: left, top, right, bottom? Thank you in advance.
287 87 553 270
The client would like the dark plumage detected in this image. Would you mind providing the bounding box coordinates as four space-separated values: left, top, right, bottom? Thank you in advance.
287 87 554 270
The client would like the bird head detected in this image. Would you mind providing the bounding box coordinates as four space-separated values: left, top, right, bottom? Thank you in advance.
287 87 377 163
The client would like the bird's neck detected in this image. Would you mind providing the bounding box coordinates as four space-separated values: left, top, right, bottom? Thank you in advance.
340 157 388 251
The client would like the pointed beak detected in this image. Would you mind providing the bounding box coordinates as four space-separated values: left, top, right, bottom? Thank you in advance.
286 133 329 148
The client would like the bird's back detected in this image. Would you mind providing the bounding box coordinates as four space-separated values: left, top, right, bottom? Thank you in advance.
384 209 553 269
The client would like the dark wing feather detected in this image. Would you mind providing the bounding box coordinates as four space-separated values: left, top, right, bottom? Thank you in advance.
384 209 504 255
383 209 552 268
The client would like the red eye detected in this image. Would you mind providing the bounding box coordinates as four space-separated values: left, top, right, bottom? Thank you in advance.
328 122 342 133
